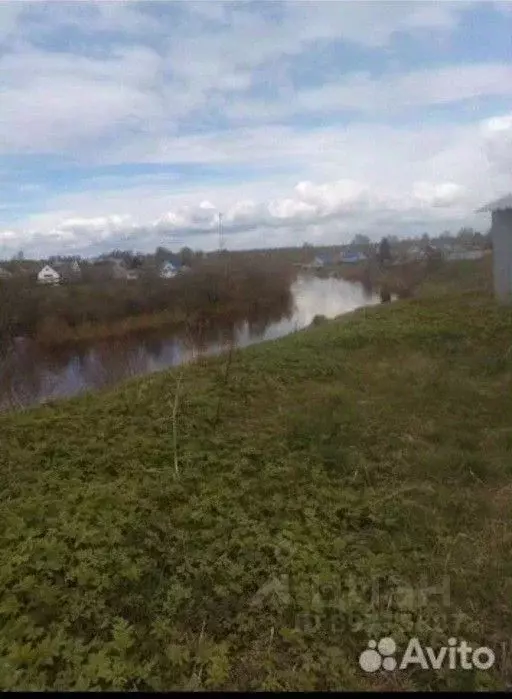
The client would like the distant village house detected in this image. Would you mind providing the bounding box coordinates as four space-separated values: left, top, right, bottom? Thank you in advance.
160 261 179 279
313 255 327 268
160 260 191 278
339 251 367 264
37 265 60 285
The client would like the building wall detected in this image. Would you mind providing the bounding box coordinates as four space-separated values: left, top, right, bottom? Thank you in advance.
491 209 512 302
445 250 485 261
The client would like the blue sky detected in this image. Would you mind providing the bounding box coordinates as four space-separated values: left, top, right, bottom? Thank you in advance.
1 0 512 257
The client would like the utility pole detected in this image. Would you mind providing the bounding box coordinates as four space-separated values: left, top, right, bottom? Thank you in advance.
218 212 225 252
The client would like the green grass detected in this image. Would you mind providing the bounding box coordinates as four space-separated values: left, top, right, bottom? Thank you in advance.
1 260 512 690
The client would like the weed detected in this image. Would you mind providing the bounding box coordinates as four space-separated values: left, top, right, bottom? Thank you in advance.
0 260 511 689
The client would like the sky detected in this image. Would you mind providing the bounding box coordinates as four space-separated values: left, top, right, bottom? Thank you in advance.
1 0 512 258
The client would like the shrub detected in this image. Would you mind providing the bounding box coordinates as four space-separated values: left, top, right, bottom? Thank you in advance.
0 258 296 347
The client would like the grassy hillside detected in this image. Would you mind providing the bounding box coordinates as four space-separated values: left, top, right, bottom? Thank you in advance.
0 260 511 690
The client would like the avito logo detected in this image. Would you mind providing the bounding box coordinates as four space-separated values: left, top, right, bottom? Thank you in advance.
359 637 495 673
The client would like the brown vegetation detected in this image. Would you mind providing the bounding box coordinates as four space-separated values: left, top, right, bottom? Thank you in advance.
0 257 296 348
334 259 429 298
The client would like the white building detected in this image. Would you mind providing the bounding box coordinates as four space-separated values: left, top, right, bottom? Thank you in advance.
477 194 512 303
160 261 178 279
37 265 60 285
340 251 367 264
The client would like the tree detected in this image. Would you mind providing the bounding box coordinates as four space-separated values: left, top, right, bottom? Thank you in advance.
129 255 143 269
179 246 194 267
456 227 476 244
155 246 172 264
105 249 126 260
473 231 485 246
425 244 443 271
351 234 371 248
378 237 392 265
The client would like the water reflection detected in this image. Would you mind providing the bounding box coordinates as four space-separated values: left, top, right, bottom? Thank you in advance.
0 276 378 411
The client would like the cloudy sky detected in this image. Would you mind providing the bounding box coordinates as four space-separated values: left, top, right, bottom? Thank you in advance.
1 0 512 257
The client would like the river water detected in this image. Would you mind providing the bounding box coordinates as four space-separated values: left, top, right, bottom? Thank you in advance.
0 275 379 411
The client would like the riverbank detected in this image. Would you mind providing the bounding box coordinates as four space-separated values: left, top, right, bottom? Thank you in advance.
0 260 511 690
0 258 295 349
0 276 376 410
329 253 493 299
33 299 290 350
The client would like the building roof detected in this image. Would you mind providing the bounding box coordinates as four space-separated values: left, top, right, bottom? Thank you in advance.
38 265 60 276
343 251 366 258
476 194 512 213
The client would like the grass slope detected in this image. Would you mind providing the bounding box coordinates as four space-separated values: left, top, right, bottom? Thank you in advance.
1 260 512 690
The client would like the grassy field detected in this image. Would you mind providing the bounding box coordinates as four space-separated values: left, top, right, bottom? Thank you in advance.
331 253 493 299
1 258 512 690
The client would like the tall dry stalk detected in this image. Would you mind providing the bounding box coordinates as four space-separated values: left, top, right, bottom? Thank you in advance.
210 250 236 431
213 340 234 429
171 370 183 479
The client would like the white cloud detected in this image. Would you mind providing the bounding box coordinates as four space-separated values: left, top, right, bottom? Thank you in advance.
225 63 512 123
0 229 18 242
3 48 509 171
3 107 511 256
412 182 466 208
0 1 510 256
0 3 23 42
56 215 137 239
482 113 512 176
0 1 480 158
294 180 371 215
162 0 462 87
493 1 512 16
0 46 166 153
268 198 316 220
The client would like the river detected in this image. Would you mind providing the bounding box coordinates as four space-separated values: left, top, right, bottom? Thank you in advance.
0 275 379 411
